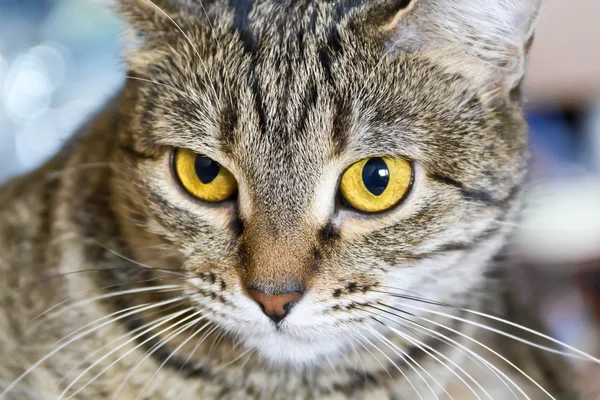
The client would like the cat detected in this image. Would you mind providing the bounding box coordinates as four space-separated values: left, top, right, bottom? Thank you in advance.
0 0 597 398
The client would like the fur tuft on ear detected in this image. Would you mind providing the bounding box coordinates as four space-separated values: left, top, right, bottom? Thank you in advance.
383 0 544 98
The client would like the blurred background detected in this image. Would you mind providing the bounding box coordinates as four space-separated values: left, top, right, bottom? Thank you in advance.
0 0 599 385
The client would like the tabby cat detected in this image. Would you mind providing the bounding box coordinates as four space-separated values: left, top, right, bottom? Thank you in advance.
0 0 597 398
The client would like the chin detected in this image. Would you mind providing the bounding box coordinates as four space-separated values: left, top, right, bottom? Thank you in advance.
240 328 349 369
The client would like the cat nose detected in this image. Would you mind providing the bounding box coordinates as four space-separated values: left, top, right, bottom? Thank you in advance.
246 289 303 324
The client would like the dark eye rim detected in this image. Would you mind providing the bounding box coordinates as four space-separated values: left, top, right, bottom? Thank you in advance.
336 157 415 216
170 148 238 206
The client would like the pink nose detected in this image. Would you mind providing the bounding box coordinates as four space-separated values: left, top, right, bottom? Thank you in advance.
247 289 303 323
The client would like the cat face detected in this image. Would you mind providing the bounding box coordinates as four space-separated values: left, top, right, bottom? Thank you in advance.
113 0 539 367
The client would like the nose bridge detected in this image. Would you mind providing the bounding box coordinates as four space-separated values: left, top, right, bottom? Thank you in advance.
242 218 316 294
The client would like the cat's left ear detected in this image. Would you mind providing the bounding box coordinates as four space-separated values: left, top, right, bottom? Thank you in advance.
379 0 544 99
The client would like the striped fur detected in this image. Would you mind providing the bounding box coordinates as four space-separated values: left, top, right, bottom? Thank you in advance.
0 0 590 398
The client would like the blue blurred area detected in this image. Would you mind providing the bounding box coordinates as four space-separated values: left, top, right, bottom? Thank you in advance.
0 0 123 182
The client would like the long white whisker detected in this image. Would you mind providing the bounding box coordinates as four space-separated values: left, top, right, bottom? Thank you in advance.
177 324 220 376
364 307 494 400
372 304 526 399
31 285 182 327
347 337 369 388
382 288 600 363
135 315 211 399
459 307 600 363
399 316 518 399
57 303 185 386
354 336 395 381
365 326 441 399
62 308 200 399
0 296 186 398
364 306 488 399
92 241 192 278
111 312 209 399
370 322 462 400
32 277 184 332
376 303 518 399
356 332 423 400
392 301 554 399
207 328 227 357
56 302 152 345
2 264 184 306
217 346 254 370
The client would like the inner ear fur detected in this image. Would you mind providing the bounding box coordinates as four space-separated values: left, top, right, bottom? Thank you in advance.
378 0 544 99
380 0 417 33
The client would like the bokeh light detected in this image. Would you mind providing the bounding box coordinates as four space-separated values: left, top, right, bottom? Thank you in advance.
0 0 122 181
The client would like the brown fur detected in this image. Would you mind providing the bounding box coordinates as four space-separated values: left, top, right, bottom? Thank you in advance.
0 0 591 398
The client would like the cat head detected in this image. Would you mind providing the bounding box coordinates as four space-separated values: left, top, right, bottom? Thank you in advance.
112 0 541 367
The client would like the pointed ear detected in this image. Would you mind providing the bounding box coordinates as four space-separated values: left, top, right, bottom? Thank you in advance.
382 0 544 99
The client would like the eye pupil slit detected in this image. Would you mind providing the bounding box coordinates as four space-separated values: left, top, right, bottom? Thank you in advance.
362 158 390 196
195 155 221 184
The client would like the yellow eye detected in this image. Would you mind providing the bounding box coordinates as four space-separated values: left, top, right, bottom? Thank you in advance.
174 149 237 202
339 157 413 213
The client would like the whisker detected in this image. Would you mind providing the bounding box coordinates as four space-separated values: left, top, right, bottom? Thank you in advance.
177 324 220 376
211 329 254 372
363 306 487 398
355 336 394 381
32 285 183 328
135 315 211 399
110 312 208 398
0 296 187 398
217 346 254 371
356 332 423 400
365 326 441 399
455 307 600 363
54 293 188 346
92 241 193 279
370 322 460 400
324 354 341 386
363 306 492 400
237 346 253 371
57 301 186 386
207 328 228 357
32 276 186 323
1 265 187 306
346 337 369 389
368 304 525 399
61 308 200 399
381 301 552 398
378 288 600 363
397 314 518 399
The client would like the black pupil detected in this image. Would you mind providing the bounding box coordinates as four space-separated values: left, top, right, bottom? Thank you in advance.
194 155 221 184
362 158 390 196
